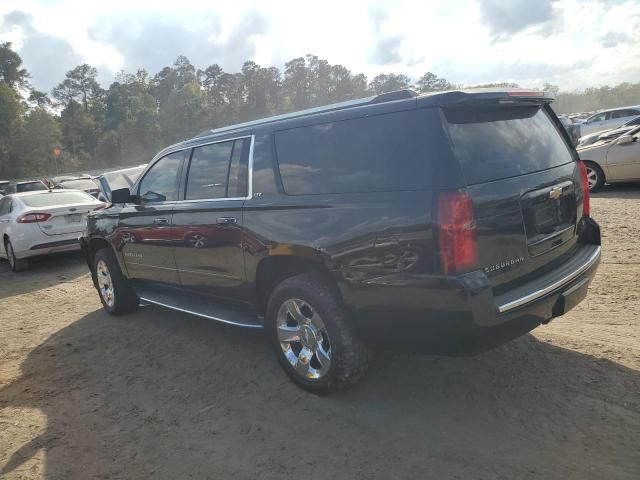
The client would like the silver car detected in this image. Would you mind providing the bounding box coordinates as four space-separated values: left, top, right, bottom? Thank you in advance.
578 106 640 137
577 126 640 191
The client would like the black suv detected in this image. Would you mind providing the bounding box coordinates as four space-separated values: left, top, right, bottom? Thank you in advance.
81 89 601 393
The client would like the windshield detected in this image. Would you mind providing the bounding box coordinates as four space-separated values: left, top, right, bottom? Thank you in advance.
59 179 98 190
17 181 48 192
20 191 97 207
445 106 575 185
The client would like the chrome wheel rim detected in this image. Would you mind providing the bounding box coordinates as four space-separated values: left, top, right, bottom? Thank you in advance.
586 166 598 190
96 259 115 308
276 298 332 380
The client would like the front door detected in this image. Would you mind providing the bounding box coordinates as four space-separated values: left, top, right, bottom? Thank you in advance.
119 150 184 285
173 136 251 302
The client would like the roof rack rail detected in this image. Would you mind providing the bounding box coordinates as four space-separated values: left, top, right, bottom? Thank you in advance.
193 89 419 139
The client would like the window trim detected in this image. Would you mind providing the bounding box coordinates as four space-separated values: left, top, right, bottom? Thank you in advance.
179 134 254 204
135 149 186 204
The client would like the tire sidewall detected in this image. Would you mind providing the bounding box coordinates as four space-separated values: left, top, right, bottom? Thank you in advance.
94 248 137 315
584 162 604 192
265 277 348 393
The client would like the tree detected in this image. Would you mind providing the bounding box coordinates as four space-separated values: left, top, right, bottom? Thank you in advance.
415 72 453 93
368 73 411 94
0 42 29 90
52 64 102 112
13 108 62 176
0 82 23 177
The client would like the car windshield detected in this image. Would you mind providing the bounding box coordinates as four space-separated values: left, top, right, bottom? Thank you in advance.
20 191 97 207
17 181 47 192
59 179 97 189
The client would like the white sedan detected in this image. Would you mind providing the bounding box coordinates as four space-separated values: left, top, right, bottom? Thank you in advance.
0 189 104 271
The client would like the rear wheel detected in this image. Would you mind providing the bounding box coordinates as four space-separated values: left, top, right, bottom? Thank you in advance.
94 247 138 315
4 239 29 272
584 161 605 192
266 272 371 393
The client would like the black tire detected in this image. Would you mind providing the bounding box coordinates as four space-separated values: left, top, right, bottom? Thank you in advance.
265 272 371 393
584 161 605 192
4 238 29 272
93 247 138 315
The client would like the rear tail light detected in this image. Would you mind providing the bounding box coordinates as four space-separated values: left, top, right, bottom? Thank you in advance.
17 213 52 223
438 192 477 275
506 90 544 97
577 161 590 217
93 204 107 211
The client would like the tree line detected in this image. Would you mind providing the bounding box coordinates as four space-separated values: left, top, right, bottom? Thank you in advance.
0 41 638 179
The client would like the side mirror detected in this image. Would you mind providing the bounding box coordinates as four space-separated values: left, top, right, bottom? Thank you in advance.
111 187 131 203
616 135 635 145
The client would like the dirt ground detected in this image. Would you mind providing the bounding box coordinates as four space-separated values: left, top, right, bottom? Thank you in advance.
0 185 638 480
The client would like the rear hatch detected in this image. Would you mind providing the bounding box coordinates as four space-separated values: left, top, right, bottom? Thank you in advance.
443 102 585 292
20 191 102 236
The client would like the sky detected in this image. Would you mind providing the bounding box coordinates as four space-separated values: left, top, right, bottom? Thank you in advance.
0 0 639 93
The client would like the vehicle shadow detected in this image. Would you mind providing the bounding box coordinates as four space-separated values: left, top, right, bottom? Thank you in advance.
0 251 88 300
592 182 640 199
1 307 638 479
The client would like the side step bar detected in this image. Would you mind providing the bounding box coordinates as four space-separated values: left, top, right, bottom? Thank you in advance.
137 286 263 329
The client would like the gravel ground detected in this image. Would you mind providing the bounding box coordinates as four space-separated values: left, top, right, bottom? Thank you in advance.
0 184 638 480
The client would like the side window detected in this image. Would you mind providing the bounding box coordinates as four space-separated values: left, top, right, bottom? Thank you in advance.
0 198 9 216
590 113 607 122
274 109 433 195
610 110 630 119
138 151 183 203
185 138 249 200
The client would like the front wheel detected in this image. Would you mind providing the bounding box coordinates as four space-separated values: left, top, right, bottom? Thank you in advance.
93 247 138 315
266 272 371 393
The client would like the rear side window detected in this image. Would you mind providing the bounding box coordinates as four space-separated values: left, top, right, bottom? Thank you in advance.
185 137 249 200
20 191 96 207
445 106 574 185
275 109 433 195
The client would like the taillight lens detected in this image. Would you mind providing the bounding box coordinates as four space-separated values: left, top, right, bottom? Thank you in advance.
93 204 106 211
438 192 477 275
577 161 590 217
17 213 52 223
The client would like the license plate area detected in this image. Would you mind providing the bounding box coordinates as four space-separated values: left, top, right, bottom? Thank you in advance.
64 213 84 224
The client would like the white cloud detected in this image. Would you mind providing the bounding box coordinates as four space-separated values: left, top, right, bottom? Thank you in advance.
1 0 639 92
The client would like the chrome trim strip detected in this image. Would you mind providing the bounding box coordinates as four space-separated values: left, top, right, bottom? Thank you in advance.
139 296 263 329
496 246 601 313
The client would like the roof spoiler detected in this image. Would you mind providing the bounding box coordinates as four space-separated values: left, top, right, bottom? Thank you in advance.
417 88 555 107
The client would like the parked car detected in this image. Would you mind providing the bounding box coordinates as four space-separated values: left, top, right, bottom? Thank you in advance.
55 177 101 198
2 180 49 194
559 116 580 145
578 106 640 136
577 115 640 147
96 165 147 202
0 189 104 271
80 88 601 393
577 126 640 191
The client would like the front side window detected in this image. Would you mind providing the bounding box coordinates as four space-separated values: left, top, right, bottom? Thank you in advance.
589 112 607 123
185 138 249 200
138 151 183 203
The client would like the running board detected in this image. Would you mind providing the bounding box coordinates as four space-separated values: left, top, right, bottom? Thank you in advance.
136 286 263 329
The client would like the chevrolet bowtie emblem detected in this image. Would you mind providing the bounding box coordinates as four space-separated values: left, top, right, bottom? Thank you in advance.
549 187 562 200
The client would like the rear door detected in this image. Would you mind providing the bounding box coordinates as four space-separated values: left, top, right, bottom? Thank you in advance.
172 136 251 302
118 151 184 285
444 104 584 292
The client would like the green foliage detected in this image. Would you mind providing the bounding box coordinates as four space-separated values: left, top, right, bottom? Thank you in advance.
0 42 29 89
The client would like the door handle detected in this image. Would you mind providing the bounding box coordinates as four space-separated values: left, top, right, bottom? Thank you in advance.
216 217 237 225
153 218 169 225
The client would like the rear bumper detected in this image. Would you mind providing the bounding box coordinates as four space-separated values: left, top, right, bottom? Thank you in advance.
342 242 601 355
13 232 82 259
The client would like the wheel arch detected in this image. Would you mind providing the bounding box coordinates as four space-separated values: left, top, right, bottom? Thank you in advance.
255 254 340 315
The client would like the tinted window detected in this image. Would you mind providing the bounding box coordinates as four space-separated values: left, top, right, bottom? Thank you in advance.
20 191 97 207
445 106 574 185
138 152 182 203
611 109 633 119
59 179 98 190
185 138 249 200
275 110 432 195
589 112 607 122
625 116 640 126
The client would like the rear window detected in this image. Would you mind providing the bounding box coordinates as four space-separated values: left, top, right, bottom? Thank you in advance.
17 181 47 192
59 179 97 190
274 109 433 195
20 191 96 207
445 106 574 185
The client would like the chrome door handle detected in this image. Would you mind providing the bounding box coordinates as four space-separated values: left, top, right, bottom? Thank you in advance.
153 218 169 225
216 217 237 225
